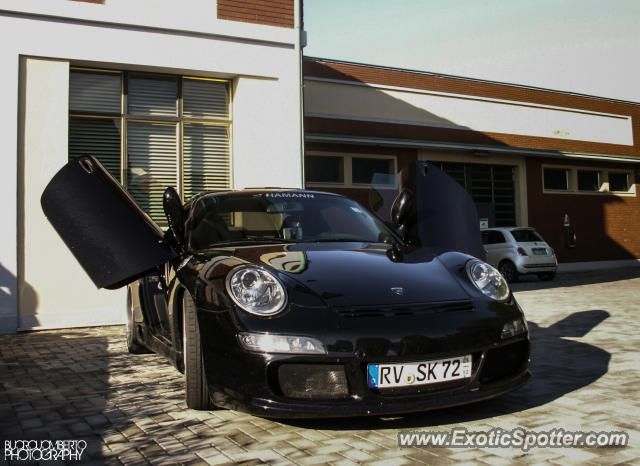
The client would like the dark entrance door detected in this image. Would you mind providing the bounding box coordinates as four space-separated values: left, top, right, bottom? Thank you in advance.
434 161 516 227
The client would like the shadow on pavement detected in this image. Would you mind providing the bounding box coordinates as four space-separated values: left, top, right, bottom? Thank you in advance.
511 267 640 292
0 327 185 464
284 310 611 431
0 330 111 462
0 310 612 458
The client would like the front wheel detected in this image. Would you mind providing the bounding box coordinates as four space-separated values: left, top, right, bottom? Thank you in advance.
182 292 211 410
498 260 519 283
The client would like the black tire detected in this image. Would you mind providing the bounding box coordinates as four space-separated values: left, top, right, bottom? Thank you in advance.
498 260 519 283
537 271 556 281
182 292 211 410
126 290 150 354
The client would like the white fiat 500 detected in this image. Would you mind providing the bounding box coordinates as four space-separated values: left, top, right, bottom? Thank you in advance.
481 227 558 282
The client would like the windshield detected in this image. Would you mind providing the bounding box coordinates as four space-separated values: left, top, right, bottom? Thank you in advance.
510 229 543 243
187 192 397 249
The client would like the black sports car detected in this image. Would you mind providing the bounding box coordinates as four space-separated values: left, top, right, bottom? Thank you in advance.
41 156 530 418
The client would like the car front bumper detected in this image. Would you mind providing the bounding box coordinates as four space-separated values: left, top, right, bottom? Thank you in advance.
246 368 531 418
197 303 531 419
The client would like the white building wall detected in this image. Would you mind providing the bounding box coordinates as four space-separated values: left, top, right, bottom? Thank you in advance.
0 2 303 333
233 76 304 189
0 48 19 334
1 0 296 47
305 79 634 146
18 57 126 330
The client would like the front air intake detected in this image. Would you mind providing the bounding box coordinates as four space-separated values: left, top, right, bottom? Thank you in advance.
479 340 529 383
278 364 349 400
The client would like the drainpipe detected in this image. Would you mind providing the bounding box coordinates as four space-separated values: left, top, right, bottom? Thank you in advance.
297 0 306 189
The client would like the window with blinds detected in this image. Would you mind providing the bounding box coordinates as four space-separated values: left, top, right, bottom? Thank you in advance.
68 69 231 226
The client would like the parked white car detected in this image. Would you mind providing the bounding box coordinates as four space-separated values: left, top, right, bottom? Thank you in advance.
481 227 558 282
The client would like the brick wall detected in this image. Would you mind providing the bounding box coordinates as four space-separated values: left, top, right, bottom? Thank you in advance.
304 59 640 263
526 157 640 262
304 58 640 159
217 0 294 28
304 144 418 220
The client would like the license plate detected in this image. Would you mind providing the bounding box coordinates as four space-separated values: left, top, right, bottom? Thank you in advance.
367 355 472 388
532 248 547 255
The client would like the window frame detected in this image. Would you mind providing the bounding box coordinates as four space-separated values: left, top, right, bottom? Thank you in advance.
576 169 604 192
304 152 398 189
68 67 233 210
542 167 569 191
607 170 631 193
304 154 345 185
542 164 635 196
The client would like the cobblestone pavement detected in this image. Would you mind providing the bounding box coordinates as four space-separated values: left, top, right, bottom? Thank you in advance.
1 267 640 465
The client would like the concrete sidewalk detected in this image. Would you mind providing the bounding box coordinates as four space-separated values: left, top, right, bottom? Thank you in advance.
1 268 639 464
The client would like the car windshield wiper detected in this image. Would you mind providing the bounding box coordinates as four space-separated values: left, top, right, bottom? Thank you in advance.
298 237 376 243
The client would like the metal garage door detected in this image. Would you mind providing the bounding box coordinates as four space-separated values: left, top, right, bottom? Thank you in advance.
434 162 516 227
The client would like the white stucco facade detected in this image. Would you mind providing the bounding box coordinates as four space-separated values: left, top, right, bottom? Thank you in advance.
304 79 634 147
0 1 303 333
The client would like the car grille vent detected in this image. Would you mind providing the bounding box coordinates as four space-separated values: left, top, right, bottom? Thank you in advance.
334 300 474 318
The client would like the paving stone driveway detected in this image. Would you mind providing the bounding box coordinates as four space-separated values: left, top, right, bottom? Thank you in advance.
1 267 640 465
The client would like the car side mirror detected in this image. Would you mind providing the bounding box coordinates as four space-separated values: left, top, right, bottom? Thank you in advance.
390 188 414 239
368 187 384 213
163 187 185 252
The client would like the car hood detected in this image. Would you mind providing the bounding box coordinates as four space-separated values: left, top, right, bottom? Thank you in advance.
225 242 471 307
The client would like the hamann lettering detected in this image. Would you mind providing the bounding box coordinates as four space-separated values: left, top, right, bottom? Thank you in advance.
265 193 315 199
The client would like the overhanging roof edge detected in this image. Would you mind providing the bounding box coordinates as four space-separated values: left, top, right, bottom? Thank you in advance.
304 133 640 164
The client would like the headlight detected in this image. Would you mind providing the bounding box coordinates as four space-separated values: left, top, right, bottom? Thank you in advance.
226 266 287 316
466 260 510 302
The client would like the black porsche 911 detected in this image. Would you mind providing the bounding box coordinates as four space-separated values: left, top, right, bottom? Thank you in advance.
41 156 530 418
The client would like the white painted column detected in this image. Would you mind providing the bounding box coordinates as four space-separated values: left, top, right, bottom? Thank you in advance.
232 74 303 190
18 57 125 330
0 50 19 334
